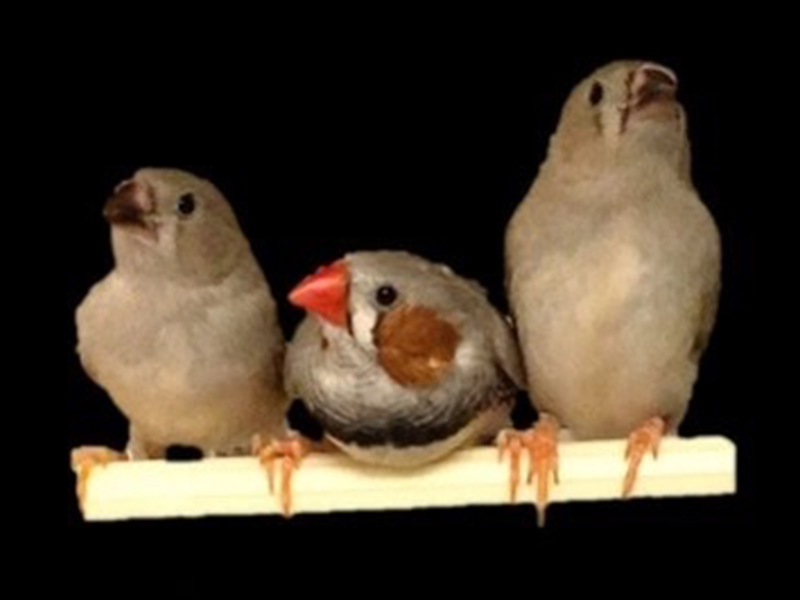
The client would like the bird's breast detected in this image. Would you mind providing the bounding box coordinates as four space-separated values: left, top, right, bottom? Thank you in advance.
572 242 646 329
301 354 510 453
325 403 508 467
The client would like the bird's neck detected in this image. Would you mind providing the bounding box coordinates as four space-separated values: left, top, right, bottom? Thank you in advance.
111 228 164 278
111 228 256 289
540 144 691 193
318 321 377 370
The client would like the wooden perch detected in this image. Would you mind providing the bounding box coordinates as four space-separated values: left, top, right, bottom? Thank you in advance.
77 436 735 521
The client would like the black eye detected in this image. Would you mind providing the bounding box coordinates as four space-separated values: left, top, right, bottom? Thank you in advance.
177 193 196 216
589 82 604 106
375 285 398 307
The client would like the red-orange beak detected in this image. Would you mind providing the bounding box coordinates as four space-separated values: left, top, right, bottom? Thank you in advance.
289 260 350 327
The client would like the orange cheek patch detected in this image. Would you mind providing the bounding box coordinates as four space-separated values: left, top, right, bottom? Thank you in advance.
375 305 461 388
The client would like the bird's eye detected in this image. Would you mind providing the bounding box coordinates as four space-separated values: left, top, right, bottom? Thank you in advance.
589 82 604 106
375 285 398 307
177 193 196 216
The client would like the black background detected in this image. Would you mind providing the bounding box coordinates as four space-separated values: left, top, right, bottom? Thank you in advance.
63 44 753 558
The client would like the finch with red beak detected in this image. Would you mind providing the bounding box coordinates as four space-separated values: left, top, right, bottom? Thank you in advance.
264 251 525 514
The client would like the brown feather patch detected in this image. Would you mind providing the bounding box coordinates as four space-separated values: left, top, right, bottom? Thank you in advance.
375 305 461 388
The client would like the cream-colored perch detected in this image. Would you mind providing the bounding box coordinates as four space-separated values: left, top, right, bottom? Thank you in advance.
78 436 736 521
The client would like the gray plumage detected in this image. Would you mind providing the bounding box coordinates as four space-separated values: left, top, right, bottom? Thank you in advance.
506 61 721 440
286 251 524 467
76 168 287 458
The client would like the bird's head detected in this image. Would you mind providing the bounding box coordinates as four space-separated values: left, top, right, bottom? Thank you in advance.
289 251 469 388
548 60 689 176
104 168 249 283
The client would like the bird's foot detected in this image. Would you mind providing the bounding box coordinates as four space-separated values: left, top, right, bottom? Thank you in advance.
497 429 528 504
623 416 665 498
70 446 128 512
253 434 312 517
498 414 560 526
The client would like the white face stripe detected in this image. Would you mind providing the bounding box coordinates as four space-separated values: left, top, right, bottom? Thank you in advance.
350 294 379 355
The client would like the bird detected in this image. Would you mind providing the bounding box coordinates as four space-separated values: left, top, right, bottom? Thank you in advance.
268 250 525 514
504 60 721 523
72 168 287 509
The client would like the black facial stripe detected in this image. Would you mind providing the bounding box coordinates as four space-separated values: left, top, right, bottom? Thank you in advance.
593 111 603 135
371 311 386 346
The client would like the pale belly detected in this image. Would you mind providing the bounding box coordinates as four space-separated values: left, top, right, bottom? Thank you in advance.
517 244 693 439
106 363 282 452
78 275 286 452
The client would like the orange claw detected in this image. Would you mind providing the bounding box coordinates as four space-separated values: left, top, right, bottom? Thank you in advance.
527 415 560 526
498 414 560 526
622 416 665 498
70 446 127 512
498 430 525 504
255 435 310 517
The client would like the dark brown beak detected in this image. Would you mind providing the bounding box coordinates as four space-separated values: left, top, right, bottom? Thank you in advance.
631 64 678 109
104 180 155 227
